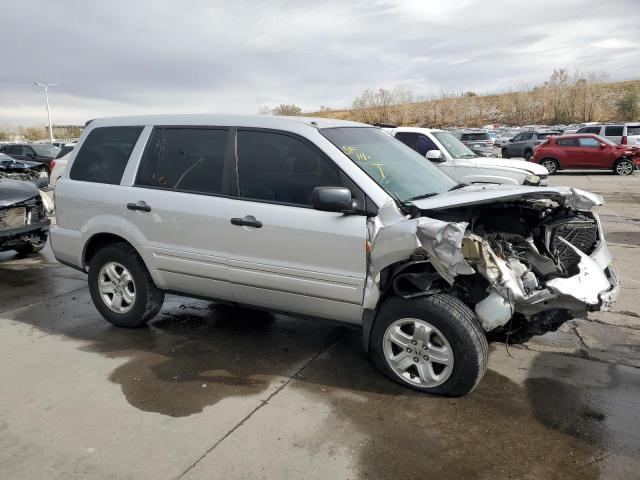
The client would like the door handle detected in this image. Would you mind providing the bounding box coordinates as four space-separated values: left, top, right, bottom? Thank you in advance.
127 201 151 212
230 217 262 228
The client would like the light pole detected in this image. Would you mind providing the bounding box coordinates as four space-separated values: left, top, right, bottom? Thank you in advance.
34 81 56 143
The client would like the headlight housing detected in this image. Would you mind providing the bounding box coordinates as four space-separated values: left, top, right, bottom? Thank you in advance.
524 174 541 185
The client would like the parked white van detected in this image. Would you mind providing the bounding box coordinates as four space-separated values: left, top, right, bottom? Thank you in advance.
385 127 549 186
51 115 618 395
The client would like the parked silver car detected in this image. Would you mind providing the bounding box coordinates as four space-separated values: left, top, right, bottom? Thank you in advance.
51 115 618 395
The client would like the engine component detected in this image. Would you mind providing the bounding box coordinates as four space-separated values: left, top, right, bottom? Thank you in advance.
475 288 513 330
544 214 598 269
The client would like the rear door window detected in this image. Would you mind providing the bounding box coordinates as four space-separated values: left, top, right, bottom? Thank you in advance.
70 126 143 184
605 126 624 136
236 130 362 207
557 138 579 147
136 128 229 195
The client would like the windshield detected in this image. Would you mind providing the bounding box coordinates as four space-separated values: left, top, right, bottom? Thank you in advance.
30 144 58 157
432 131 476 159
321 127 457 202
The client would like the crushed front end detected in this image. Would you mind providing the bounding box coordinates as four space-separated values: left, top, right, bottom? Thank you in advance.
366 186 619 341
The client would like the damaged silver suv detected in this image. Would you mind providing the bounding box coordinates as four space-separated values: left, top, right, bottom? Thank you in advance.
51 115 619 396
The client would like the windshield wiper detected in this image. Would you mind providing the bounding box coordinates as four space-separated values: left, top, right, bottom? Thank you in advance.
406 192 438 202
448 183 469 191
459 154 476 158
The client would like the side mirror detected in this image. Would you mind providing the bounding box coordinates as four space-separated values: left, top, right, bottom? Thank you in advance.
425 150 445 162
509 138 514 142
599 143 606 148
311 186 353 213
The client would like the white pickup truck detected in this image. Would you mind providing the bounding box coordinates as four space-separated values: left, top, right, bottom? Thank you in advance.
385 126 549 186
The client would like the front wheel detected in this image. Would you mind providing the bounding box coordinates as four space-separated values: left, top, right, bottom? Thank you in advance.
614 158 634 175
370 294 488 396
88 242 164 327
501 148 510 159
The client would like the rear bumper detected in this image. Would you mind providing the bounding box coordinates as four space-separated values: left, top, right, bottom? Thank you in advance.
49 225 85 269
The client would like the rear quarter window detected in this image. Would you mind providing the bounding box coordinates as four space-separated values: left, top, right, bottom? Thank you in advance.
70 126 143 184
627 126 640 136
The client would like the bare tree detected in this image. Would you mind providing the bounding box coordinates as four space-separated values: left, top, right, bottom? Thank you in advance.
272 104 303 116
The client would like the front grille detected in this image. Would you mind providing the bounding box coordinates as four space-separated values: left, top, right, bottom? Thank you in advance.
0 207 27 230
546 216 598 268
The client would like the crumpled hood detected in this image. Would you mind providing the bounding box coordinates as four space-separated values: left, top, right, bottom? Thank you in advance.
0 159 41 170
411 184 603 211
466 157 548 176
0 178 39 207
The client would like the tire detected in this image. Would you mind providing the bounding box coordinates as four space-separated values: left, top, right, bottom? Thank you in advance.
369 294 488 396
523 150 533 162
614 158 634 176
501 148 510 159
88 242 164 327
14 233 47 255
540 158 560 174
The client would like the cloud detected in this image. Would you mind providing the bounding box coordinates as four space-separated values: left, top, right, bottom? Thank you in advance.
0 0 638 125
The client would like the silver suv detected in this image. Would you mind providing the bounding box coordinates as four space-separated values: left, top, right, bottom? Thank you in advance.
576 124 640 146
51 115 619 396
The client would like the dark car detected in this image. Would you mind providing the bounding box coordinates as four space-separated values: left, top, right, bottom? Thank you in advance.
531 134 640 175
0 153 50 184
501 131 561 161
453 130 496 157
0 143 58 173
0 177 50 254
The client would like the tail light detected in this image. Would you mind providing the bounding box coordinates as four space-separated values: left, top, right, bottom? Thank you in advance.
621 135 628 145
50 159 56 171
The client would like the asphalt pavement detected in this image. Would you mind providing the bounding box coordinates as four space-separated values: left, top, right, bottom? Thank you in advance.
1 171 639 479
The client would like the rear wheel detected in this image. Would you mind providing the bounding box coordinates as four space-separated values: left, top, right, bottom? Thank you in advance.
88 242 164 327
614 158 634 175
370 294 488 396
540 158 559 174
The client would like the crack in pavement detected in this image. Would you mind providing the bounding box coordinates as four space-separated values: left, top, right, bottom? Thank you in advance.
173 329 345 480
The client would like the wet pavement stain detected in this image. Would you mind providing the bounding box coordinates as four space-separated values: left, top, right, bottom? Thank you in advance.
3 250 640 478
290 334 640 480
4 290 344 417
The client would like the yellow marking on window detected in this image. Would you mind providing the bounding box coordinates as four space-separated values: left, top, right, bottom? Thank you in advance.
371 163 385 179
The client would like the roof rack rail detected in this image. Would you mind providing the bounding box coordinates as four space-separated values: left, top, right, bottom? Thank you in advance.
373 123 397 128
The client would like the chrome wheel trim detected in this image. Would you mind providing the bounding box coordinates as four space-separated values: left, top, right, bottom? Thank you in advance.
98 262 135 313
616 160 633 175
383 318 454 388
542 159 557 173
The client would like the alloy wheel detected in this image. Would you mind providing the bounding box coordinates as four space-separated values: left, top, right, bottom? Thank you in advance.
383 318 454 387
98 262 136 313
542 159 557 173
616 160 633 175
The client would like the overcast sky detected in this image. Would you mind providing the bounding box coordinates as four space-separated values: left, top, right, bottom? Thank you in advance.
1 0 638 126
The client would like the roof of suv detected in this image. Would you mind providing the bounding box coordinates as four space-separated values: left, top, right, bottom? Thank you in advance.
85 114 367 130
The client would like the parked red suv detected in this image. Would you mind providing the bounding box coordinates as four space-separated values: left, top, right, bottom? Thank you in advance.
532 134 640 175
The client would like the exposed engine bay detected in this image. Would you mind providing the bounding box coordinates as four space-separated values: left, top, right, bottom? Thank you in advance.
366 186 619 342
